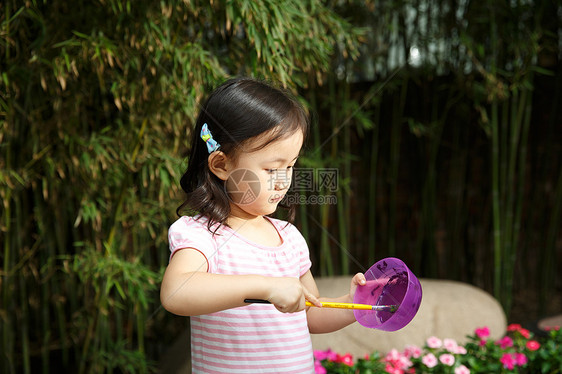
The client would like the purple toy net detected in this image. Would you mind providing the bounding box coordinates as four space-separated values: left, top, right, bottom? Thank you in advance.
353 257 422 331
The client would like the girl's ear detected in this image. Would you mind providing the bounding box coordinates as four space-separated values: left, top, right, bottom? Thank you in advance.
207 151 231 181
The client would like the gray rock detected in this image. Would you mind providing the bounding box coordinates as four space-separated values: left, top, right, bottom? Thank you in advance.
538 315 562 331
310 277 507 358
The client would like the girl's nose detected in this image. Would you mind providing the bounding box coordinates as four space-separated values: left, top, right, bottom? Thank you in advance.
274 180 290 191
273 170 291 191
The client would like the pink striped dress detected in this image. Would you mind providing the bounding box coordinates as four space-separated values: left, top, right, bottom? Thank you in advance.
168 215 315 373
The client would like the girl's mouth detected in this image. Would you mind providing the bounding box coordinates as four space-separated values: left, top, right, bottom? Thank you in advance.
268 194 284 203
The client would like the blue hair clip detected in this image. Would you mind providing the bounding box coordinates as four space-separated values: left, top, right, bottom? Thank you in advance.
200 123 221 153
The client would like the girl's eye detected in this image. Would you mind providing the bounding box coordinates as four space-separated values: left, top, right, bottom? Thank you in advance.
266 165 294 174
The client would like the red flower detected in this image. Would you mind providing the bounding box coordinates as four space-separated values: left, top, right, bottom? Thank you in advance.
526 340 540 351
475 326 490 339
507 324 522 332
336 353 354 366
519 328 531 339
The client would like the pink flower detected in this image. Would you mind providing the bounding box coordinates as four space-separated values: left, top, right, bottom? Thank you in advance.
422 353 438 368
499 352 528 369
313 350 326 360
386 349 401 361
500 353 515 370
454 364 471 374
384 349 412 371
475 326 490 339
439 353 455 366
314 360 326 374
336 353 353 366
328 350 338 361
514 352 528 366
426 336 443 349
385 364 404 374
455 345 467 354
526 340 540 351
496 336 514 349
443 338 458 353
399 355 413 369
403 345 422 359
314 349 337 361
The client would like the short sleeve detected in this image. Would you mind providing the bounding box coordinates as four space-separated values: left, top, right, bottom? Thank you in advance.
168 216 217 270
296 232 312 276
277 220 312 277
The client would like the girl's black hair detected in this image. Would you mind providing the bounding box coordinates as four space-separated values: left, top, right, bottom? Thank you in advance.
177 77 309 231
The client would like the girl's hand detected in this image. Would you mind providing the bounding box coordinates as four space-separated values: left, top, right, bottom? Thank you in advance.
267 277 321 313
349 272 367 301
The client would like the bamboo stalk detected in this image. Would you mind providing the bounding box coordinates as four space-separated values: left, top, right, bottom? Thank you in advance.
508 86 532 313
2 22 15 361
79 289 101 374
100 310 109 374
19 272 30 374
450 109 470 280
339 81 350 274
306 87 334 275
14 194 31 374
368 104 381 266
34 188 52 374
489 4 504 306
491 96 502 304
41 278 50 374
53 190 69 367
2 190 13 374
388 78 408 257
541 167 562 314
424 94 449 277
115 304 123 348
502 87 529 313
136 303 145 356
320 199 333 276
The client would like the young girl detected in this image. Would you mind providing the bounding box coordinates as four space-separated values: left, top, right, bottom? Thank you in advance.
160 77 366 373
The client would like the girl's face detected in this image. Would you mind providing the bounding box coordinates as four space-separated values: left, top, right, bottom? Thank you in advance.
224 130 303 218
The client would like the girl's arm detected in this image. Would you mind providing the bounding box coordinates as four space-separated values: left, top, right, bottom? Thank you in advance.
160 248 320 316
301 270 367 334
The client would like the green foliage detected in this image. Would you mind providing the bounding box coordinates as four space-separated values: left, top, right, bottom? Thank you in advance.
0 0 363 372
1 0 561 372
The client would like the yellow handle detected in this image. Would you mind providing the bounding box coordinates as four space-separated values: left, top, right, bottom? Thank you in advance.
305 301 375 310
